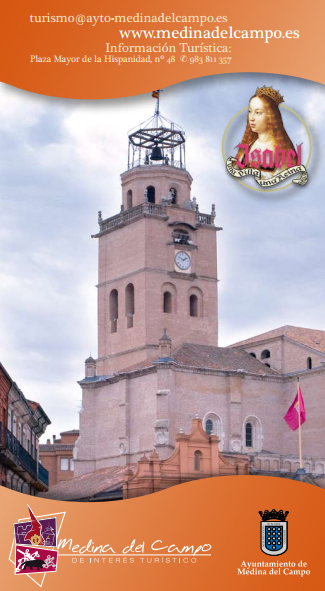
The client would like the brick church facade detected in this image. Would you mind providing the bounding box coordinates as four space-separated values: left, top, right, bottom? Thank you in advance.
43 99 325 500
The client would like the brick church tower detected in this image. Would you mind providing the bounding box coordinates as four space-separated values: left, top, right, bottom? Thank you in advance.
75 96 224 476
70 95 325 485
93 95 219 375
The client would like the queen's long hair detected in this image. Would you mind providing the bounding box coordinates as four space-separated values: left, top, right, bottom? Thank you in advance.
236 94 297 167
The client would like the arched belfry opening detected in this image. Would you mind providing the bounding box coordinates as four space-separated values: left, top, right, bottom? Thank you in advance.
109 289 118 333
163 291 172 314
146 186 155 204
125 283 135 328
190 294 198 317
127 190 133 209
127 90 186 171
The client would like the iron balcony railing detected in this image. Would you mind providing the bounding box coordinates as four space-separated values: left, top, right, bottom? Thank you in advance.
38 462 49 487
0 422 38 480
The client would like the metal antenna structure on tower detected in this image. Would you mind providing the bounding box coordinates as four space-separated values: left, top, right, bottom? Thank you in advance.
127 90 186 170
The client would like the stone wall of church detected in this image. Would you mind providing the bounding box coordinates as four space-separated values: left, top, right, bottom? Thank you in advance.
76 371 159 476
240 338 324 374
128 372 159 457
156 366 325 460
282 340 324 373
76 361 325 478
166 369 285 456
241 340 283 372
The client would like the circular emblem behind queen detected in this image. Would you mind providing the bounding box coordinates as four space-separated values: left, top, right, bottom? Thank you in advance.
224 85 310 190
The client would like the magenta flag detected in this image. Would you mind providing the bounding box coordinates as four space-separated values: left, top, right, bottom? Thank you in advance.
284 386 306 430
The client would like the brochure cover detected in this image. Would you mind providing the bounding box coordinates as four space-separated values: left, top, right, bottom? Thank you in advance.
0 0 324 588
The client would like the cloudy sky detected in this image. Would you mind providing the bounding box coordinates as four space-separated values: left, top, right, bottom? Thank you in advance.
0 73 324 440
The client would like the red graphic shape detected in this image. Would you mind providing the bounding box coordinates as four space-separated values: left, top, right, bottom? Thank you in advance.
23 506 45 546
15 545 58 575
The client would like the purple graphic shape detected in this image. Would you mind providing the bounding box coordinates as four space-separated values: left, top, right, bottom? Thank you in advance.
14 517 57 547
15 545 58 575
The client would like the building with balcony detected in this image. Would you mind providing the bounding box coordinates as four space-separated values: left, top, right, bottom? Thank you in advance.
0 362 51 494
0 363 11 487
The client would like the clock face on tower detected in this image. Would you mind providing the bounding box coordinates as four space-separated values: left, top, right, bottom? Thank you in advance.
175 251 191 271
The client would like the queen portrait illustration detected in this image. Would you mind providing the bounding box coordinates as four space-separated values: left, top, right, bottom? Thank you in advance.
225 85 308 188
234 86 299 179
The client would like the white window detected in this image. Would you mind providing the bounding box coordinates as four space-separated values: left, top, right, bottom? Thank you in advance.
194 450 202 471
242 416 263 452
203 412 224 450
60 458 69 471
70 458 74 471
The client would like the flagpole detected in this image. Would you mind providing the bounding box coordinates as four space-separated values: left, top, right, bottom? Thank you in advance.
154 90 160 117
297 377 303 469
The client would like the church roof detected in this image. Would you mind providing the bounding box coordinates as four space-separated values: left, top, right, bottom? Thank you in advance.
229 325 325 354
39 465 135 501
172 343 278 374
122 343 278 376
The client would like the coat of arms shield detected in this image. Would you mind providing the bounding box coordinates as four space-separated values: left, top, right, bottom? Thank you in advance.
259 510 289 556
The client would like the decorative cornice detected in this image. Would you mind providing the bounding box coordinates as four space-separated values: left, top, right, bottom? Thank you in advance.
96 267 217 288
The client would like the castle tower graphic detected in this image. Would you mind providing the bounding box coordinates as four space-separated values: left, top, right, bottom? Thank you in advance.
93 97 219 375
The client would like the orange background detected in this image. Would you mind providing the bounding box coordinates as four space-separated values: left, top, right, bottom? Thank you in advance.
0 0 324 98
0 477 323 589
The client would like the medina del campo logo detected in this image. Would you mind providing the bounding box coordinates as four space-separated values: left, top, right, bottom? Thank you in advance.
13 505 58 576
259 509 289 556
223 86 311 191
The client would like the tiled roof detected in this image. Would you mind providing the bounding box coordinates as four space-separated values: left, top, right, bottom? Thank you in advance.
27 399 51 427
172 343 277 374
39 465 135 501
229 325 325 354
60 429 79 435
121 344 277 376
39 444 75 452
121 356 159 373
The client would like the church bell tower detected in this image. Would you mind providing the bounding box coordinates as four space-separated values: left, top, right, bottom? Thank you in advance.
93 93 220 375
